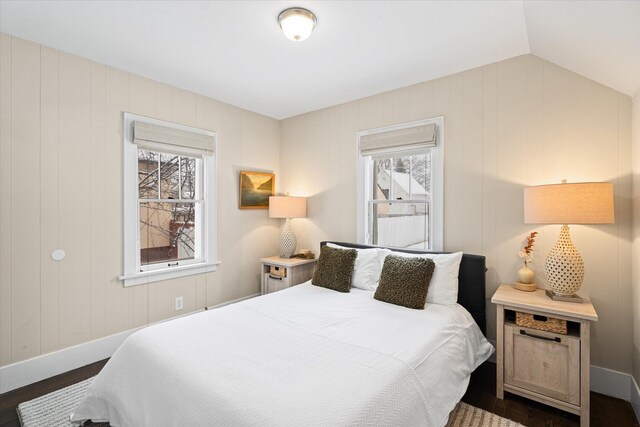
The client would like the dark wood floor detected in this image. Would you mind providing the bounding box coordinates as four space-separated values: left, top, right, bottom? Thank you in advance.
0 360 637 427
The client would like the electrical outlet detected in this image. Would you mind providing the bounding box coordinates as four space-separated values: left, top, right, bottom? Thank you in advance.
175 296 184 311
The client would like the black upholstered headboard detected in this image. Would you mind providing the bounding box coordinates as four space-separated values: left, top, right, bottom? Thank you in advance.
320 242 487 335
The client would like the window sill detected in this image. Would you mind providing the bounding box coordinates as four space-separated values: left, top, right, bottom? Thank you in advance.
119 261 221 287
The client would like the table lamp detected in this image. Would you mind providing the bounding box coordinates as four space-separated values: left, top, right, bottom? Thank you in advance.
524 181 614 303
269 196 307 258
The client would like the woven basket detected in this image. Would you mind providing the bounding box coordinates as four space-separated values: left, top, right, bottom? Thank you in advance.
269 266 286 278
515 312 567 335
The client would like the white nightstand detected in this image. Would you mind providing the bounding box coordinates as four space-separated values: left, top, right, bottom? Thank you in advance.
491 284 598 427
260 256 317 295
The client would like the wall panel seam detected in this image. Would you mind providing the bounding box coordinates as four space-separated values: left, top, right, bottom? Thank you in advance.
56 47 60 352
39 44 43 355
616 94 625 370
7 34 13 364
90 63 94 339
481 64 485 255
9 36 14 363
103 64 107 335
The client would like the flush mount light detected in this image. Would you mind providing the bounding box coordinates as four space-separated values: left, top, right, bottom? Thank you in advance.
277 7 317 42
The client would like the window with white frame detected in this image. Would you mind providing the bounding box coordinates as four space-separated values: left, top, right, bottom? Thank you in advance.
357 117 444 251
121 113 218 287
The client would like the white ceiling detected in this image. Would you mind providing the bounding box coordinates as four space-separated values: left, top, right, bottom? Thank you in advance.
1 1 638 119
524 1 640 98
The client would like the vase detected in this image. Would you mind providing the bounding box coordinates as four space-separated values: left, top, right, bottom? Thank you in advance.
517 264 535 284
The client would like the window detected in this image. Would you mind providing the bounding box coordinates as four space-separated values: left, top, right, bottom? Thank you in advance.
121 113 218 287
357 117 444 251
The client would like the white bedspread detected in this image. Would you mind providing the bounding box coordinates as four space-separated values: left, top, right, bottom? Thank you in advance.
71 283 493 427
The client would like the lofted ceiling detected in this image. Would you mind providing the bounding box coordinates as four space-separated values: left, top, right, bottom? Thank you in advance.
1 1 638 119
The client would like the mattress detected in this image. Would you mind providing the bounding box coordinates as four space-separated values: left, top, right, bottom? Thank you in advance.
71 282 493 426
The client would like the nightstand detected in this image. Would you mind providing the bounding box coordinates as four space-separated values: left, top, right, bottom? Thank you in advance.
491 284 598 427
260 256 317 295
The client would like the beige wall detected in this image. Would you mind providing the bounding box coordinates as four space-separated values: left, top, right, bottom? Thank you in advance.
0 33 636 377
633 91 640 384
0 33 281 367
280 54 633 373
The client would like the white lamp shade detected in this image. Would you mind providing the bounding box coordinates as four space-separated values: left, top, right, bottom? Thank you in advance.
269 196 307 219
278 8 316 42
524 182 614 225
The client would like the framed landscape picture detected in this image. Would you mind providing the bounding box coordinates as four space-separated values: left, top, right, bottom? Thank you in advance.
239 171 275 209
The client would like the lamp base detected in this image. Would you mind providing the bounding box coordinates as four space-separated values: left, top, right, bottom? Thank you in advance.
545 290 584 304
545 225 585 297
280 218 297 258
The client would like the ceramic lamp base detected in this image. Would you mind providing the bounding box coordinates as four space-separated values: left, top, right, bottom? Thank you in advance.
545 225 584 296
280 218 297 258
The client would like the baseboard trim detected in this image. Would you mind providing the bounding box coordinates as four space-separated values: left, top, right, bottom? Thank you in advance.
0 293 260 394
590 365 634 400
206 293 260 310
631 375 640 423
0 327 141 394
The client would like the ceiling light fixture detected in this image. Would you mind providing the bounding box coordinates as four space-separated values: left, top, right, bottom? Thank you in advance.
277 7 317 42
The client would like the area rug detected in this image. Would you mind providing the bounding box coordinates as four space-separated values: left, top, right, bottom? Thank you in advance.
17 376 523 427
16 377 107 427
447 401 524 426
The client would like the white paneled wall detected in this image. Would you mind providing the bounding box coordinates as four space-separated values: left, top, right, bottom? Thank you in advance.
280 55 634 374
0 33 636 378
0 34 281 366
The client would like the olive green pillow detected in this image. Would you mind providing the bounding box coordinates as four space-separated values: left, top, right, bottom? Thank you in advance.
312 245 357 293
374 255 435 309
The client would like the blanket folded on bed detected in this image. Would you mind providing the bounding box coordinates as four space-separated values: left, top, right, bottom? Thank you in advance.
71 304 430 426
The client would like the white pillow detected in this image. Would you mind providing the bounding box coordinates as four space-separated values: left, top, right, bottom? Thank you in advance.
326 243 384 291
379 250 463 305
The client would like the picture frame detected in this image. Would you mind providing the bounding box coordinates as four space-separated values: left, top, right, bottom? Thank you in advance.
239 171 275 209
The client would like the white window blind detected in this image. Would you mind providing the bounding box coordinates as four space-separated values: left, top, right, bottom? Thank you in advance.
359 123 436 156
133 121 215 155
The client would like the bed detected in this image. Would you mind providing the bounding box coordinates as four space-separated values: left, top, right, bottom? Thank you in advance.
71 242 493 426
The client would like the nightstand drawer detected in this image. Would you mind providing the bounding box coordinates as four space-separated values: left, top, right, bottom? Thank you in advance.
504 323 580 405
264 273 291 293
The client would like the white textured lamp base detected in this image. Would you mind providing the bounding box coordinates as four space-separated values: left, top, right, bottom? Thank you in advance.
280 218 297 258
544 224 585 303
